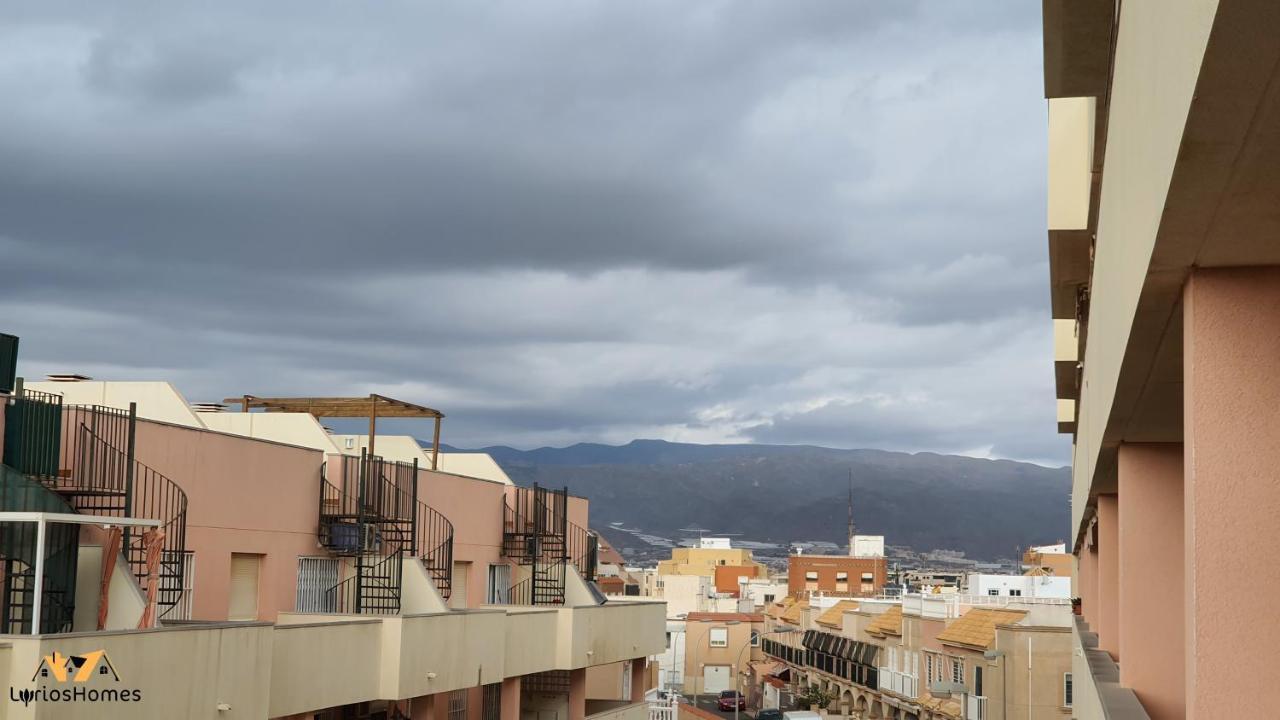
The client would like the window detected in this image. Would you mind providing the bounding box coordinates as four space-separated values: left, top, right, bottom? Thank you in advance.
296 556 340 613
805 571 819 581
951 658 963 684
710 627 728 647
861 572 874 581
666 632 672 649
448 690 467 720
835 572 848 581
764 594 776 603
926 654 934 682
487 564 511 604
988 589 1000 596
751 631 760 647
1064 673 1073 707
1009 589 1022 597
169 550 196 620
974 666 983 697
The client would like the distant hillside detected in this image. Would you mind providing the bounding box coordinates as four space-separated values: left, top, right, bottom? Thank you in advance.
440 440 1070 560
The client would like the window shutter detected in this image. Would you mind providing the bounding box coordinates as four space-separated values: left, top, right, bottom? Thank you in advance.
228 554 261 620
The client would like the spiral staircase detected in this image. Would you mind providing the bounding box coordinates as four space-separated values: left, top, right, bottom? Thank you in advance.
501 484 599 605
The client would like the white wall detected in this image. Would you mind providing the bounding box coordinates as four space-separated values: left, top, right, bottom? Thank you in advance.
851 535 884 558
966 574 1072 599
659 575 713 618
656 619 687 692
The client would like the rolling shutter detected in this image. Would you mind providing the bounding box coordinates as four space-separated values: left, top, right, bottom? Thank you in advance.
228 553 261 620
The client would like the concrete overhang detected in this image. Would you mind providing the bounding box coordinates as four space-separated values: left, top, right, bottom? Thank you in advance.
1053 319 1080 399
1070 0 1280 550
1042 0 1116 99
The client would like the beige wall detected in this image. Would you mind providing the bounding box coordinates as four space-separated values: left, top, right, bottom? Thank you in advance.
994 626 1073 719
657 548 763 577
681 619 763 695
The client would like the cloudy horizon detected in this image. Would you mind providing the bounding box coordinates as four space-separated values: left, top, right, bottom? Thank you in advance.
0 2 1066 465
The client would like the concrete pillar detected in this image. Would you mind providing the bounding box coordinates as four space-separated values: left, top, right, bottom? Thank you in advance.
1094 494 1119 658
411 692 443 720
1184 268 1280 719
501 677 521 720
1077 539 1098 627
569 668 588 720
466 686 484 720
630 658 648 703
1117 443 1185 719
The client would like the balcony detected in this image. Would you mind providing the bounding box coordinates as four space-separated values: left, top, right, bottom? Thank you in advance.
1071 616 1151 719
965 694 988 720
876 668 918 699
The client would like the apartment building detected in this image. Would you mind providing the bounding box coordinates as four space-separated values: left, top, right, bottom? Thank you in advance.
680 612 765 697
655 538 766 578
759 593 1073 720
0 344 664 719
1041 1 1280 716
787 554 888 598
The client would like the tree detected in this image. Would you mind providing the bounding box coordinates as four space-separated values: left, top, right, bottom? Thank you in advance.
799 684 834 710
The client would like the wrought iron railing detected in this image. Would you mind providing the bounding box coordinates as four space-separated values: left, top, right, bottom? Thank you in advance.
507 559 567 606
324 552 403 615
567 520 598 581
414 498 453 600
2 389 66 477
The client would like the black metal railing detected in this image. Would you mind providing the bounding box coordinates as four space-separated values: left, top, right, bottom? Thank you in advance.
325 552 403 615
507 559 567 606
567 520 598 582
415 498 453 600
4 395 190 621
502 484 568 562
2 389 65 477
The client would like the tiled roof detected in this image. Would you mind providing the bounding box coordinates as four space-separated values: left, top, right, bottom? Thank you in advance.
865 605 903 637
814 600 861 629
936 608 1027 650
685 612 765 623
780 600 805 625
767 596 796 620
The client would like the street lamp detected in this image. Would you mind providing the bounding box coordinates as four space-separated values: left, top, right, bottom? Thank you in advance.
732 634 758 720
686 620 741 707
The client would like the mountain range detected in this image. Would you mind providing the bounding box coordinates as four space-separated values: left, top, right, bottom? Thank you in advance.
441 439 1071 561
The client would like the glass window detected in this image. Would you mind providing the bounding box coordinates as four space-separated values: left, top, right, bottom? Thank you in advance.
805 571 818 581
710 627 729 647
764 594 775 603
951 658 963 684
988 589 1000 596
861 572 874 581
835 572 848 581
1009 589 1022 597
750 630 760 647
1064 673 1073 707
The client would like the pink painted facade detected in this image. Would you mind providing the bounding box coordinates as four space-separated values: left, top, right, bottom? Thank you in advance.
1094 494 1119 659
131 419 327 621
1183 268 1280 719
1116 443 1184 720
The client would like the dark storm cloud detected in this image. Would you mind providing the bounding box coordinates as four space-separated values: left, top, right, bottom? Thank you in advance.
0 1 1067 464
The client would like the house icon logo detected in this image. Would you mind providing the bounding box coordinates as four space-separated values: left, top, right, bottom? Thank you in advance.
9 649 141 706
31 650 120 684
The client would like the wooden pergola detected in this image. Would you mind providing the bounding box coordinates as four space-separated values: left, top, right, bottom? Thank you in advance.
223 394 444 469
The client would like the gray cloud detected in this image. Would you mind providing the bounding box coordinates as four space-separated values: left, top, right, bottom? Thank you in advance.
0 1 1066 464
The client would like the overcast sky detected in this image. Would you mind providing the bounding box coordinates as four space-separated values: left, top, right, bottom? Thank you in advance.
0 2 1065 464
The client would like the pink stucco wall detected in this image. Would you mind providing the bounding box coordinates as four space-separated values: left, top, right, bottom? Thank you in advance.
1183 268 1280 719
1077 539 1097 628
1117 443 1184 719
419 469 507 607
132 420 325 621
1095 494 1119 658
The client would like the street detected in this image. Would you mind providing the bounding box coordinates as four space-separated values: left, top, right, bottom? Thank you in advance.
687 695 757 719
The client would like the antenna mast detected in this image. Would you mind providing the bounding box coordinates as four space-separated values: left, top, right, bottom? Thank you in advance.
847 469 855 555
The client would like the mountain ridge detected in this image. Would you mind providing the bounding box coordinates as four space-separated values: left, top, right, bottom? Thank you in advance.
436 439 1070 560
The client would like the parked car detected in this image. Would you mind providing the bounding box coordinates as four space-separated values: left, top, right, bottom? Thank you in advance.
755 709 783 720
717 691 747 711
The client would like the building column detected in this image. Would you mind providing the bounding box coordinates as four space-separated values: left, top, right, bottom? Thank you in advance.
1117 443 1185 719
1184 268 1280 719
1077 539 1097 627
501 677 521 720
569 668 588 720
1094 494 1119 658
630 658 648 703
410 692 443 720
466 686 484 720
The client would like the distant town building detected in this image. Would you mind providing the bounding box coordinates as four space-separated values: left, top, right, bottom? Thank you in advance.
787 554 888 598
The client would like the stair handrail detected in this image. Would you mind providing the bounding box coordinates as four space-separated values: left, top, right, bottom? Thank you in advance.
323 551 403 614
414 496 454 601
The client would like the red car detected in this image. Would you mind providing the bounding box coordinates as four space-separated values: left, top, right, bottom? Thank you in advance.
717 691 746 711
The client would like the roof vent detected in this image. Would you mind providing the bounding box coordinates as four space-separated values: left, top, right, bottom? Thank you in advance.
46 373 92 382
191 403 226 413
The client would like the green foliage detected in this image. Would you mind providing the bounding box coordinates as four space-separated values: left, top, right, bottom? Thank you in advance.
799 684 834 710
